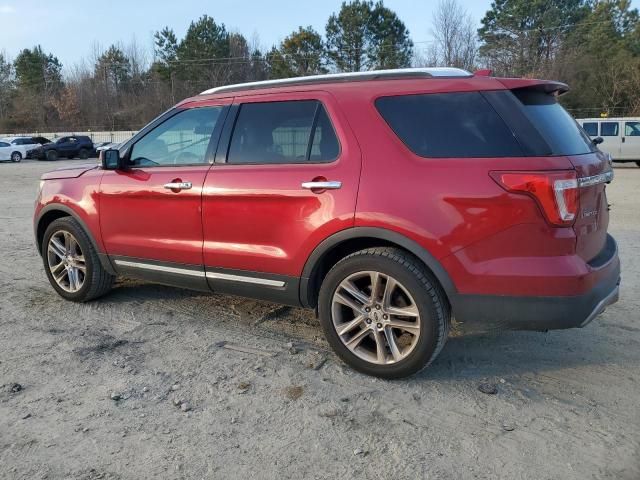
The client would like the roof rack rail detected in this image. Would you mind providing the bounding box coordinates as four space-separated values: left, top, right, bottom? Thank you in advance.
200 67 473 95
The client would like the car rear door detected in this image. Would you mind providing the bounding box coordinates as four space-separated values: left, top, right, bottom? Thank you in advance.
99 100 231 288
201 91 361 304
620 120 640 160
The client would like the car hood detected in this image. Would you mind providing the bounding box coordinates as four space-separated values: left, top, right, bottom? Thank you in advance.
41 163 99 180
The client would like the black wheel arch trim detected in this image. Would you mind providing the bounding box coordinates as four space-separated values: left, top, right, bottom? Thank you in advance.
34 204 117 275
299 226 458 308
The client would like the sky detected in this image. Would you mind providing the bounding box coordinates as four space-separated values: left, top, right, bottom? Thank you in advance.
0 0 494 71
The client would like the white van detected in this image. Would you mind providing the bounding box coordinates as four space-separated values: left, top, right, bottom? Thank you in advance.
578 118 640 167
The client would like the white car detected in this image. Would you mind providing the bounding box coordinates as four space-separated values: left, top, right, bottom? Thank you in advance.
578 117 640 167
95 141 121 153
0 137 42 162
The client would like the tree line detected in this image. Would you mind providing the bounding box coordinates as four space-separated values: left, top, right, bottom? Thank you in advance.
1 0 639 133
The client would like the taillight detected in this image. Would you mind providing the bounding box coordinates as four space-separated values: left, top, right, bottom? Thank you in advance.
490 170 579 226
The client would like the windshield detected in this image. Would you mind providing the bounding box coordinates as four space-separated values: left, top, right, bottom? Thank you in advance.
512 90 596 156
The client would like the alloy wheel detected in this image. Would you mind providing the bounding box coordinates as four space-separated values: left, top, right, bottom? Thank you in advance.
331 270 421 365
47 230 86 293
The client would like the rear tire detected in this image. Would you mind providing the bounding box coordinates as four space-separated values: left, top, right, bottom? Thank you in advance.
79 148 89 159
42 217 114 302
46 150 58 161
318 247 450 379
10 151 22 163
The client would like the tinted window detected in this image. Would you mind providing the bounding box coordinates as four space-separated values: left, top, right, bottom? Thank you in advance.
600 122 619 137
130 107 224 167
375 92 523 158
582 122 598 136
625 121 640 136
512 90 595 155
0 142 9 147
227 100 338 164
310 107 340 161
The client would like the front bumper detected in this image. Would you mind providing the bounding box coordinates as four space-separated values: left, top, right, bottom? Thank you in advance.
452 236 621 332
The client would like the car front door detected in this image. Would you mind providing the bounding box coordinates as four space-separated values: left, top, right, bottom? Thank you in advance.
99 100 230 288
620 120 640 160
201 92 361 304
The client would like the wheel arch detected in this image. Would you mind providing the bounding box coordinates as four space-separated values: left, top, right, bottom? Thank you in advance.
35 204 116 274
299 227 457 308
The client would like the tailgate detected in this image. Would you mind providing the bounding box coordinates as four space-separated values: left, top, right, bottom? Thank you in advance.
568 151 613 262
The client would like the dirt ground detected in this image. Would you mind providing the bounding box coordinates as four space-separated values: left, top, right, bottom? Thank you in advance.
0 159 638 480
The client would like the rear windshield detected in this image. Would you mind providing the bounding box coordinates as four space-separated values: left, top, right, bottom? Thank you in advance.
375 92 523 158
512 89 595 155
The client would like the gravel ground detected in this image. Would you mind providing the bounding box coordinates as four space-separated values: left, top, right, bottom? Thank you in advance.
0 159 638 480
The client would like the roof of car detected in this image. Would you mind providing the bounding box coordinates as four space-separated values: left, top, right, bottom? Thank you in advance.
577 117 640 122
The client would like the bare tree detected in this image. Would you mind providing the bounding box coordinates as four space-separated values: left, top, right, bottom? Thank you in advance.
427 0 477 70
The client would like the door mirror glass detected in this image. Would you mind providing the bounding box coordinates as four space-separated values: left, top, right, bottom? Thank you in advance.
101 149 121 170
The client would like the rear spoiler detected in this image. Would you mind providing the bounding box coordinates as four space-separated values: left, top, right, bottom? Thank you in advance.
497 78 570 96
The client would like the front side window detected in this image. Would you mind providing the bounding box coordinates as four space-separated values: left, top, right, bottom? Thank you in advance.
227 100 339 164
130 107 224 167
600 122 619 136
375 92 523 158
582 122 598 137
625 121 640 136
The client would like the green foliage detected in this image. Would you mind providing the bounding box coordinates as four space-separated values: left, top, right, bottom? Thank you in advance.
558 0 640 116
269 26 327 78
13 45 62 94
0 53 14 118
478 0 588 76
95 45 132 90
326 0 413 72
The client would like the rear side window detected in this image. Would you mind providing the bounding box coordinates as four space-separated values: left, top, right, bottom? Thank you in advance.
511 89 595 155
625 121 640 136
582 122 598 137
375 92 523 158
227 100 339 164
600 122 619 136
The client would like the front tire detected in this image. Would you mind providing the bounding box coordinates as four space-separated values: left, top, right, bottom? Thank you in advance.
10 151 22 162
42 217 114 302
318 247 450 379
79 148 89 159
46 150 58 161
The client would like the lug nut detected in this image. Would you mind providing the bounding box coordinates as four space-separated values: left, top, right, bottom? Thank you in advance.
383 314 388 320
375 305 381 310
365 318 372 324
365 307 371 312
376 323 383 329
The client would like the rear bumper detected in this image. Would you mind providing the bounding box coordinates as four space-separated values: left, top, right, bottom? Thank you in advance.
452 236 621 332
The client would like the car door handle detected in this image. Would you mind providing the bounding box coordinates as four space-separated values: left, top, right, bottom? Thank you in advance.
301 181 342 190
163 181 192 191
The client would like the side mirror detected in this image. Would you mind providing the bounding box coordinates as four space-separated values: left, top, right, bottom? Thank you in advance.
100 149 123 170
593 136 604 145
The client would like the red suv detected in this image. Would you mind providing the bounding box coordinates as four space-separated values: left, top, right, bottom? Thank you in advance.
34 68 620 378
